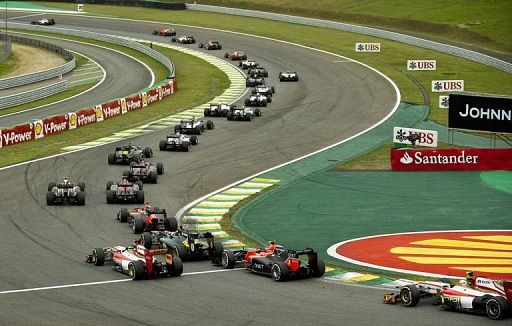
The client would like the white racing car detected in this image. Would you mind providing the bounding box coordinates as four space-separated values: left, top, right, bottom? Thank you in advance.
239 59 259 70
279 70 299 82
159 132 198 152
204 102 234 117
244 93 270 107
227 105 261 121
384 272 512 320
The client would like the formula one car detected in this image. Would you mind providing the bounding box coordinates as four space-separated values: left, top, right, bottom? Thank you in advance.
106 177 144 204
383 272 512 320
224 50 247 61
174 117 214 135
246 77 265 87
219 241 325 282
117 203 178 234
252 84 275 99
239 59 259 70
47 177 85 205
159 132 198 152
244 93 269 107
279 70 299 82
227 105 261 121
248 66 268 78
85 243 183 280
171 35 196 44
139 229 224 262
123 159 164 184
108 143 153 165
31 18 55 26
152 28 176 36
204 102 234 117
199 40 222 50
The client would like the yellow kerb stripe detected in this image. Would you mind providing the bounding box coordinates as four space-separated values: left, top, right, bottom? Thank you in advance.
399 256 512 265
391 247 512 258
451 267 512 273
463 236 512 243
411 239 512 251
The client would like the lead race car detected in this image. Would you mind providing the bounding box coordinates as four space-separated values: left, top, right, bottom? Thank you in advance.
47 177 85 206
159 132 198 152
279 70 299 82
227 105 261 121
384 271 512 320
219 241 325 282
85 241 183 280
152 28 176 36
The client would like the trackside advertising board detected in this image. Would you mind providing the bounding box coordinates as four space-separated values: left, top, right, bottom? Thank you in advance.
393 127 438 147
355 43 380 52
449 93 512 133
391 148 512 171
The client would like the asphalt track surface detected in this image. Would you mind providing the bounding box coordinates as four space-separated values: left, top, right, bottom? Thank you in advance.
0 13 501 326
0 22 152 127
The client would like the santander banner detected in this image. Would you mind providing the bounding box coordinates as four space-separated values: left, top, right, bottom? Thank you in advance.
391 148 512 171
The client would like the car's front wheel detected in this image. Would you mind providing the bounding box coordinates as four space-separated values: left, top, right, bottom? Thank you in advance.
400 285 420 307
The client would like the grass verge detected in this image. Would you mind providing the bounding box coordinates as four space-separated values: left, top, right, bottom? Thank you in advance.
0 44 230 167
0 53 18 78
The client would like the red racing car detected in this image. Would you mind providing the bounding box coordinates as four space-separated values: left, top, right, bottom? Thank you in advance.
224 50 247 61
219 241 325 281
117 202 178 234
86 242 183 280
199 40 222 50
152 28 176 36
384 271 512 320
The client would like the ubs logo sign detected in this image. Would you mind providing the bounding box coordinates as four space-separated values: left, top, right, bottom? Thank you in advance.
432 80 464 92
355 43 381 52
407 60 436 71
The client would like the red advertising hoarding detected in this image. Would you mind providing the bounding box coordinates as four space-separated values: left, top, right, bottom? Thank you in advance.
101 100 122 120
0 123 35 147
146 89 160 106
76 109 97 127
391 148 512 171
43 115 69 136
125 94 143 111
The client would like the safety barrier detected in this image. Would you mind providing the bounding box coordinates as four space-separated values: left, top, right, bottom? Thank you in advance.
0 80 68 110
186 4 512 73
0 35 75 89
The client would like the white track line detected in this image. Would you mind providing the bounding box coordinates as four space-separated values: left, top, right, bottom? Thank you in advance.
8 13 43 20
0 268 244 295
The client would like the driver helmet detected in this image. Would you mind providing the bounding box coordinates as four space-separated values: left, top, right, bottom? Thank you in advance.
62 177 70 186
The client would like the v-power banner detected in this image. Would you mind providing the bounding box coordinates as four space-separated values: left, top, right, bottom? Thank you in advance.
448 93 512 133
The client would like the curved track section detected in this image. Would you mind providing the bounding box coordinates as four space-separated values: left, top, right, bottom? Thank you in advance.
0 13 486 326
0 32 152 127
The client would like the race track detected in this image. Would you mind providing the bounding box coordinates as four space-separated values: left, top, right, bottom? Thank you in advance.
0 12 500 325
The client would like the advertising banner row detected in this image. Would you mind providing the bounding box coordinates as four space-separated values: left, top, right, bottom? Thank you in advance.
391 148 512 171
0 79 177 149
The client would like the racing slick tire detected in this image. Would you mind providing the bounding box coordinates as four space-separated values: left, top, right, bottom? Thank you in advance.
106 181 114 191
144 146 153 158
271 262 290 282
485 296 509 320
92 248 105 266
211 241 224 265
174 125 181 133
245 113 253 121
271 86 275 94
244 99 251 106
172 242 187 259
170 256 183 276
119 208 129 222
47 182 56 191
206 120 214 130
204 107 211 117
122 170 130 178
135 180 144 190
77 182 85 191
171 37 176 42
267 95 272 103
182 141 190 152
227 111 234 121
156 162 164 175
76 192 86 206
149 171 158 184
218 45 222 50
141 232 152 249
239 61 242 67
190 135 199 145
261 100 267 107
106 190 115 204
136 190 145 204
166 217 179 232
254 108 262 117
194 125 202 135
108 153 116 165
312 258 326 277
400 285 421 307
159 140 167 151
264 71 269 77
224 52 229 58
133 215 144 234
221 250 236 269
129 260 145 280
46 191 55 205
251 89 257 95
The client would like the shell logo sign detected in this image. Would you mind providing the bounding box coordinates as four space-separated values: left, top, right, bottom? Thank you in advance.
95 105 104 122
68 113 77 130
34 120 44 139
327 230 512 279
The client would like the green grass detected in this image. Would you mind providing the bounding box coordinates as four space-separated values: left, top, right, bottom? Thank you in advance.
0 82 95 116
0 52 18 78
32 3 512 126
0 44 230 167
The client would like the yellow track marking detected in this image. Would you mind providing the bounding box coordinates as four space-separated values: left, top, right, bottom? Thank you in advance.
451 267 512 273
411 239 512 251
463 236 512 243
399 256 512 265
391 247 512 258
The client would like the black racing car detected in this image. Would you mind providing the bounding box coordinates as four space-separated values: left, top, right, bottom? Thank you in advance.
246 77 265 87
174 118 214 135
108 144 153 165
